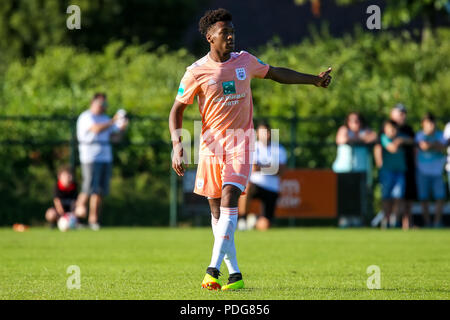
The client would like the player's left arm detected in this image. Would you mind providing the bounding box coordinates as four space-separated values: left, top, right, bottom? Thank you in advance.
430 135 446 151
264 66 332 88
53 198 66 216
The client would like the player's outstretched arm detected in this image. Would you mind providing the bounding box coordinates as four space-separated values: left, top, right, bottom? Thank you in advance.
169 100 189 176
264 66 332 88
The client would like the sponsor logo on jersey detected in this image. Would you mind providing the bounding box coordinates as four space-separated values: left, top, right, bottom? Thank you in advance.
177 82 185 96
222 81 236 95
235 67 246 80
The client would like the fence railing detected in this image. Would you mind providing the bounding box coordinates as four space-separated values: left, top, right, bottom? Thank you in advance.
1 113 445 226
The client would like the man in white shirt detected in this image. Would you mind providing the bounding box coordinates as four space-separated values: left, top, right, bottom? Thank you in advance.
74 93 128 230
239 121 288 230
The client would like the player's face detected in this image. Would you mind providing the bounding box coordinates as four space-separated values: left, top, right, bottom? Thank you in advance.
391 109 406 126
422 119 435 135
91 97 107 115
257 125 270 144
208 21 235 54
59 171 73 187
384 123 397 138
347 114 361 132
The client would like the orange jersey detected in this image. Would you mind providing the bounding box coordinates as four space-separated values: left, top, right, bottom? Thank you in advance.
176 51 270 156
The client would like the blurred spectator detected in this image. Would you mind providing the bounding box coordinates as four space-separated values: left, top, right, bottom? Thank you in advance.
388 104 416 229
415 113 446 228
377 120 408 228
444 120 450 201
45 166 78 228
332 112 377 227
333 112 377 183
238 121 287 230
74 93 128 230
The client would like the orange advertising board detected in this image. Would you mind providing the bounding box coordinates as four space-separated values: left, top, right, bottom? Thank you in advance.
248 169 337 218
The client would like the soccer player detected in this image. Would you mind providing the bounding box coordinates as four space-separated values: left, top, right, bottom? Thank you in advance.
169 8 332 291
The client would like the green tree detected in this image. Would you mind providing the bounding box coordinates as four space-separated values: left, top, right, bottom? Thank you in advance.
0 0 207 59
1 28 449 226
294 0 450 36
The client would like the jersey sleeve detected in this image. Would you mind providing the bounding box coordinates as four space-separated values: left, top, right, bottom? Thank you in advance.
437 131 446 145
380 134 391 148
247 52 270 79
175 69 200 105
76 113 95 143
415 131 424 144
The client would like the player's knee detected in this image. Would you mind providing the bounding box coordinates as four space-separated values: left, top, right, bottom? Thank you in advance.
207 198 221 219
211 209 220 219
45 208 58 222
221 184 242 207
74 205 87 218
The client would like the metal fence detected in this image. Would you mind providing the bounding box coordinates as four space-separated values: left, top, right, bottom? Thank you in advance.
0 114 345 165
0 114 342 225
2 113 444 226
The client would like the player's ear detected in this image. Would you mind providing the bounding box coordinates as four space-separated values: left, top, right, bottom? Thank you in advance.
206 32 213 44
206 23 218 44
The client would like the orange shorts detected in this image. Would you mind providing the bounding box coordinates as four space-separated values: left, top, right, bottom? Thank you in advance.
194 152 252 199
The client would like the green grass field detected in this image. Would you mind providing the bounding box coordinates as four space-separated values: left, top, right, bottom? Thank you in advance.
1 227 449 300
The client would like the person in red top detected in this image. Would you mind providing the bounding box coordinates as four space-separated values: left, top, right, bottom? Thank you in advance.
169 8 332 290
45 166 78 228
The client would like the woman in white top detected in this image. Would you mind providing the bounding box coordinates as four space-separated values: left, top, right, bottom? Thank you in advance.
239 121 287 230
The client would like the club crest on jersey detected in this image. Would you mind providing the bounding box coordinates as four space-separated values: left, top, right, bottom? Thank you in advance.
196 178 204 190
235 67 246 80
222 81 236 95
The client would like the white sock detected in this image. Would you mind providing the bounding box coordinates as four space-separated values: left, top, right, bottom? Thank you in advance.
223 236 240 274
211 213 240 275
211 213 219 235
209 207 238 271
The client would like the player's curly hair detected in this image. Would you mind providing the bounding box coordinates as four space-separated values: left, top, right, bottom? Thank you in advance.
198 8 232 36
